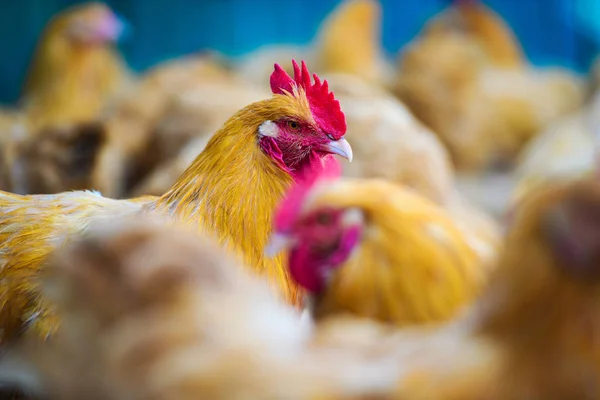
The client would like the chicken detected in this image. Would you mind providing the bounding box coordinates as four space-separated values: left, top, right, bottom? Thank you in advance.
312 0 393 86
92 52 265 198
6 123 107 195
21 2 130 131
394 0 585 172
425 0 524 68
386 178 600 399
0 110 28 191
512 89 600 205
130 135 212 197
266 168 486 326
236 0 392 89
0 60 352 344
125 75 270 197
5 218 404 400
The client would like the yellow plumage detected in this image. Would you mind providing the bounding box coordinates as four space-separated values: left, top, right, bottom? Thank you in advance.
315 0 386 84
0 91 320 343
305 179 485 325
22 2 128 130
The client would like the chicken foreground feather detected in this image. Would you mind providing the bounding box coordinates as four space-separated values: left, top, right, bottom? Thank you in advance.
9 179 600 400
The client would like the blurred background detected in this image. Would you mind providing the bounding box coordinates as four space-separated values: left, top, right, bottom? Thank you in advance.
1 0 599 104
2 0 600 221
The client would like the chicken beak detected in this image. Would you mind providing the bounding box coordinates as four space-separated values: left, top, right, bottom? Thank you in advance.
321 137 353 162
264 233 295 258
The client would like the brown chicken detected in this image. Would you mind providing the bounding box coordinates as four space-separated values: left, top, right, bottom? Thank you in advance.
6 123 107 195
8 220 382 400
22 2 130 131
394 0 585 172
92 52 266 198
0 110 28 191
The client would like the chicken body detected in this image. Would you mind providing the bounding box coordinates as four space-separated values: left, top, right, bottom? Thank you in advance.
10 220 399 400
92 53 257 198
389 178 600 399
0 61 352 343
22 2 130 130
236 0 392 90
271 177 485 326
395 1 585 172
512 90 600 204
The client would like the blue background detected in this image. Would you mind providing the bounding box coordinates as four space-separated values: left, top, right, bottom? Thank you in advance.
1 0 599 104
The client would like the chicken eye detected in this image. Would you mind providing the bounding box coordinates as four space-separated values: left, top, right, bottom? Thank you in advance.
326 133 335 140
287 121 300 130
316 213 332 225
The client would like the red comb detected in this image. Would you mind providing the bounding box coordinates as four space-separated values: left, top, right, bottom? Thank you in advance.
270 60 346 140
274 156 342 233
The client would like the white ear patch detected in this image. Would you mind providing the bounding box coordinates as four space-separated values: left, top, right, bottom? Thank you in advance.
258 120 279 138
341 207 364 227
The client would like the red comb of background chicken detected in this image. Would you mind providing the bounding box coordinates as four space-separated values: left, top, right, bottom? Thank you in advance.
270 60 347 140
273 155 342 235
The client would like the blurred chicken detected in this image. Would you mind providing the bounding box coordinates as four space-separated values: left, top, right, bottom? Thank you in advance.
512 78 600 205
22 2 130 131
388 178 600 399
313 0 393 86
0 110 28 191
395 0 585 172
8 123 107 195
92 52 269 198
10 220 398 400
131 135 211 197
237 0 393 89
267 170 487 326
0 60 352 344
308 178 600 399
426 0 524 68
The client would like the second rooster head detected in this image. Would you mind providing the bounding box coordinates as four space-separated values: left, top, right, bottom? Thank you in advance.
265 166 365 294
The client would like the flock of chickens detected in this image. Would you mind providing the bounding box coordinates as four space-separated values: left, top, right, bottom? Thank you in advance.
0 0 599 399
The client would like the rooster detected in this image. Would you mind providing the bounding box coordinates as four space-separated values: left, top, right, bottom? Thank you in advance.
21 2 130 131
266 167 485 326
0 60 352 344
